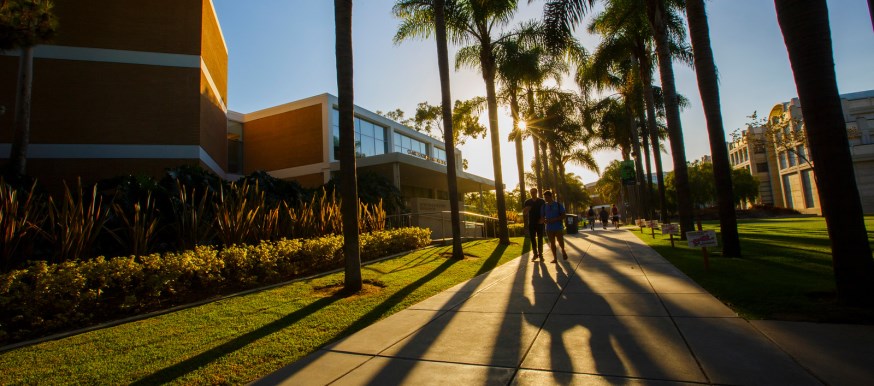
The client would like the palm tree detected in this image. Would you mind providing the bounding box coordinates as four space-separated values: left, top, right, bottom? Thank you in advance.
774 0 874 304
644 0 694 238
685 0 740 257
435 0 465 259
0 0 57 178
334 0 361 292
393 0 474 259
450 0 521 245
495 28 539 207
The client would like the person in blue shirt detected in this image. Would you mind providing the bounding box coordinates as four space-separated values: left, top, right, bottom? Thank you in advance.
542 190 568 262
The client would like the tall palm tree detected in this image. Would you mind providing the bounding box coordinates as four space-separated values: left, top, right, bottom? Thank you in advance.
450 0 520 245
685 0 740 257
774 0 874 304
434 0 464 259
334 0 361 292
0 0 57 178
495 28 539 207
644 0 694 238
393 0 474 259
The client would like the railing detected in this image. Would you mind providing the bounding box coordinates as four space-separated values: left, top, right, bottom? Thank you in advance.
385 210 502 242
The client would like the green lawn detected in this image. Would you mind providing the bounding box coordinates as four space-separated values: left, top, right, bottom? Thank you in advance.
0 237 530 385
631 216 874 322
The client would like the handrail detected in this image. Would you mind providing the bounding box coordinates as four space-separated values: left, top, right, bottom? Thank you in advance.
384 210 503 241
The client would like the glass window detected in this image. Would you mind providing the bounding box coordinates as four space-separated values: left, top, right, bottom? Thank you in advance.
756 162 769 172
375 139 386 155
779 152 788 169
361 121 375 137
788 149 796 167
362 137 375 156
796 145 806 164
434 148 446 162
403 136 412 150
783 174 794 209
375 126 384 141
801 170 815 208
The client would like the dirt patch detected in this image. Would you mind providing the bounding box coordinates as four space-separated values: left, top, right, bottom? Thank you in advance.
439 251 480 259
313 279 386 297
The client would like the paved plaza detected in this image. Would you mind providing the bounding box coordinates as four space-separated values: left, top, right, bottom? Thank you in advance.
254 229 874 385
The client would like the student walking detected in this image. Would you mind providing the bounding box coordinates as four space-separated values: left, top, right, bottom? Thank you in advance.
523 188 546 261
586 206 596 231
611 204 620 229
543 191 568 262
599 206 609 230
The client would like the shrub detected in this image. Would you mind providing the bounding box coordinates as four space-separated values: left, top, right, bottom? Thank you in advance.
0 227 430 345
507 223 526 237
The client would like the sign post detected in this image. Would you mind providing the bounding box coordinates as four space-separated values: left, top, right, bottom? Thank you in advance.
648 220 658 238
686 222 717 271
661 223 679 247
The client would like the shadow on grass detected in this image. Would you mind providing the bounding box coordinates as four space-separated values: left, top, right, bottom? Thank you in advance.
327 255 463 342
475 242 511 278
131 293 347 385
332 239 519 341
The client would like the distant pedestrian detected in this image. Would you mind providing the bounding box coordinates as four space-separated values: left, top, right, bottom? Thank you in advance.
586 206 596 231
599 206 609 229
523 188 545 262
611 204 620 229
543 191 568 262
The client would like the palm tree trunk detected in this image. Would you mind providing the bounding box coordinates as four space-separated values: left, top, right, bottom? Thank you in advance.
540 136 550 191
775 0 874 304
434 0 463 259
645 0 694 238
533 136 543 192
480 48 510 244
637 95 654 219
548 142 560 199
527 89 544 192
334 0 361 292
687 0 741 257
868 0 874 32
625 99 646 221
510 90 526 207
637 41 667 221
9 46 34 177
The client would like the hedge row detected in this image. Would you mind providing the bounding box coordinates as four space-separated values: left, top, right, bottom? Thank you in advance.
0 227 432 345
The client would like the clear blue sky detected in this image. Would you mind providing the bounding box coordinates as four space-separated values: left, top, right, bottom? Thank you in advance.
212 0 874 189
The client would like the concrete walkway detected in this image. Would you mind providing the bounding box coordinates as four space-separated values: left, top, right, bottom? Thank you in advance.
253 229 874 385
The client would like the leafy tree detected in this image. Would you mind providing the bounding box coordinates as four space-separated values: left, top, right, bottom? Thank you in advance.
596 160 623 207
464 188 520 218
334 0 361 292
686 161 716 209
775 0 874 304
731 168 759 207
1 0 58 177
409 98 487 145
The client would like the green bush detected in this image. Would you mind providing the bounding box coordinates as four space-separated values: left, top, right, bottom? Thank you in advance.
508 223 526 237
0 227 431 345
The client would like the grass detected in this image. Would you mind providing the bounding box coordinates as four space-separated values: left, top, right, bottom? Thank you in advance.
631 215 874 322
0 237 530 385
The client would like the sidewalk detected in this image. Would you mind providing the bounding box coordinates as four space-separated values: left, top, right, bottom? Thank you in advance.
253 229 874 385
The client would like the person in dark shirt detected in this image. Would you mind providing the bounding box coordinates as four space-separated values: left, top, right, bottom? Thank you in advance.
599 206 610 229
523 188 546 261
